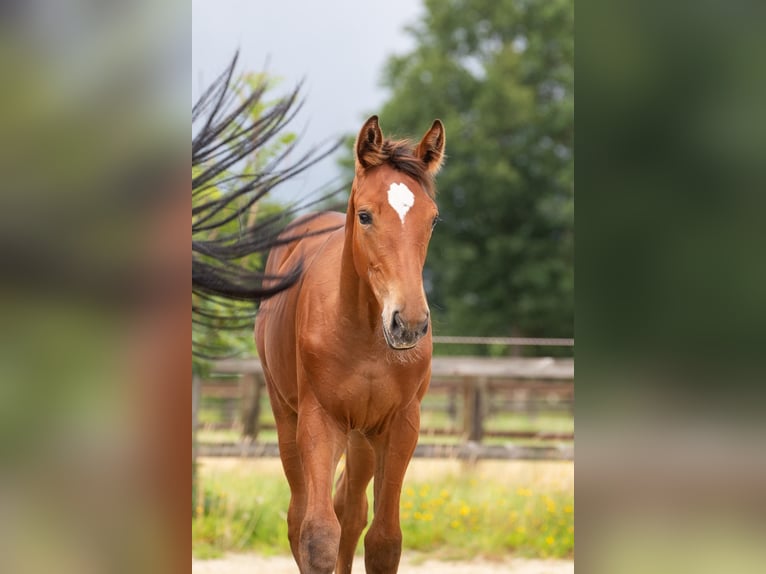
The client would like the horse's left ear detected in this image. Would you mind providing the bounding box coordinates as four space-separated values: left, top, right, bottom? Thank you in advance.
416 119 446 175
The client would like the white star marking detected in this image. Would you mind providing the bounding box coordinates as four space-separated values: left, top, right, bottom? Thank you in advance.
387 182 415 225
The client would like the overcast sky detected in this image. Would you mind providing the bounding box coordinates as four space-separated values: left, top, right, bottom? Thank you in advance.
192 0 424 204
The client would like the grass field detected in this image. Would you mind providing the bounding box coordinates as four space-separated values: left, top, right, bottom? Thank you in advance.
193 457 574 561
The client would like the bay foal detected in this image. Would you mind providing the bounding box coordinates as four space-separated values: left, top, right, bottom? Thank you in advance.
256 115 445 573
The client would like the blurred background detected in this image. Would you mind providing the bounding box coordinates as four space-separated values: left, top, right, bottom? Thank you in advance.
1 1 188 573
1 0 763 573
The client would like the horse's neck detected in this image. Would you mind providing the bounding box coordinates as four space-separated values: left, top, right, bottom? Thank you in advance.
338 234 381 332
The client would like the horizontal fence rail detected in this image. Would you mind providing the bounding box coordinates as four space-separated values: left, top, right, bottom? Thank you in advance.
197 442 573 461
433 336 574 347
211 356 574 378
195 356 574 461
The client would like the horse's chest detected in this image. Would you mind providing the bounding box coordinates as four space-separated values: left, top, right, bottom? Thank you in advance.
304 354 427 430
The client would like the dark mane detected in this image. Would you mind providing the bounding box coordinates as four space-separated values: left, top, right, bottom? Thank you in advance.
377 139 437 198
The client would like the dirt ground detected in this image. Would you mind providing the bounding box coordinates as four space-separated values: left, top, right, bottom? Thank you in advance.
192 552 574 574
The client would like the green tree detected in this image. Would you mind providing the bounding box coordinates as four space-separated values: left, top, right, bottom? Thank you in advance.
375 0 573 342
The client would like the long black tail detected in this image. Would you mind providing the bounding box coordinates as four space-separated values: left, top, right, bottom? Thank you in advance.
192 53 345 358
192 52 343 301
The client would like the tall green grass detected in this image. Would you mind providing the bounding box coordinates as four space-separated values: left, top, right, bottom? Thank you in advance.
399 475 573 560
192 465 290 559
193 459 573 560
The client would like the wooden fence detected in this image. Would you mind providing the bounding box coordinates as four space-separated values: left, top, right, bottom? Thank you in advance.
196 356 573 460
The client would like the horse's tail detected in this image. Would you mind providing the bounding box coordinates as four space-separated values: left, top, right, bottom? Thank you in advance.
192 53 347 359
192 51 344 304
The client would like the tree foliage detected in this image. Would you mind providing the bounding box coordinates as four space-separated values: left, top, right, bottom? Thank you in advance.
377 0 573 340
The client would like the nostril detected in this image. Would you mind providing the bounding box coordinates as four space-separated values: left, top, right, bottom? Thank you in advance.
391 311 404 333
421 321 429 335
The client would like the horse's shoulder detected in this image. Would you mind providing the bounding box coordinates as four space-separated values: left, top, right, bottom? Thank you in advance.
291 211 344 260
293 210 345 234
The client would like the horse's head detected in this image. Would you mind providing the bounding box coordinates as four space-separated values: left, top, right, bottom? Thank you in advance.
347 115 445 350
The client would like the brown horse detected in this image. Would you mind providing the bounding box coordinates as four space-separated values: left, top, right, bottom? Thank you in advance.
255 115 445 573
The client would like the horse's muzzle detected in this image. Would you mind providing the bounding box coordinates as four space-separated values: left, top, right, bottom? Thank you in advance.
383 310 429 350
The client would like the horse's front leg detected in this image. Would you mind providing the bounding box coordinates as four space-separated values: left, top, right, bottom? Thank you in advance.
296 393 345 574
364 402 421 574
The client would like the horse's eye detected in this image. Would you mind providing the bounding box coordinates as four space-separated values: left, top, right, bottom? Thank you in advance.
431 216 440 229
358 212 372 225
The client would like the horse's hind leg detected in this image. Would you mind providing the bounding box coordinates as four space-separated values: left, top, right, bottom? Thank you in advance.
334 431 374 574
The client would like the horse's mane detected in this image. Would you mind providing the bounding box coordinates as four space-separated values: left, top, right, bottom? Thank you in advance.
364 139 437 199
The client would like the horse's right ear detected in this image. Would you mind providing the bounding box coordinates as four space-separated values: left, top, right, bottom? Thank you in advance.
355 115 384 171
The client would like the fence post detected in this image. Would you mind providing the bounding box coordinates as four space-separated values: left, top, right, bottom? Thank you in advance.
447 386 458 427
463 377 487 442
240 373 263 440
